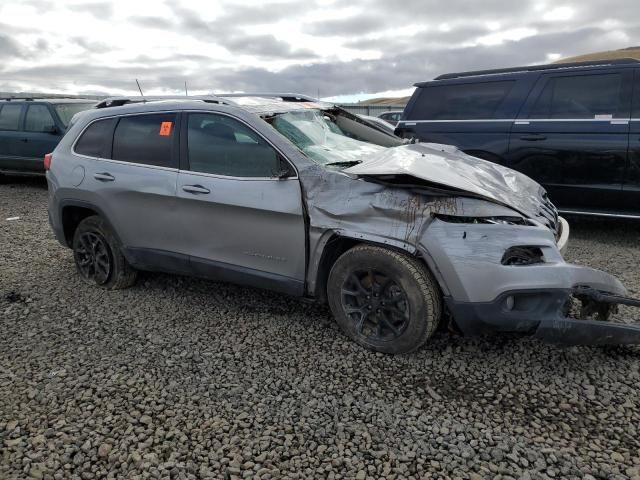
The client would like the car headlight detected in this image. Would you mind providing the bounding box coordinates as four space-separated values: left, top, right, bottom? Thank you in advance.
433 214 534 226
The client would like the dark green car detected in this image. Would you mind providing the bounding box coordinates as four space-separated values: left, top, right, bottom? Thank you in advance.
0 98 95 177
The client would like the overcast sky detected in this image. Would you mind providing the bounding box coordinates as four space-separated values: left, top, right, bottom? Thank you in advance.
0 0 638 101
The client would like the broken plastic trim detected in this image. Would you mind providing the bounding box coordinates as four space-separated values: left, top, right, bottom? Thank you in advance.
501 246 545 266
433 213 534 226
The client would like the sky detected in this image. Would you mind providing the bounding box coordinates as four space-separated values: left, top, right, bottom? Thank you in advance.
0 0 638 102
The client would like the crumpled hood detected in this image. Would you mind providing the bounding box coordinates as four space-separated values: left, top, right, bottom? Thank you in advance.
344 142 556 223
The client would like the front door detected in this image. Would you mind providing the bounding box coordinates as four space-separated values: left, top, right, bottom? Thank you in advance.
0 103 25 172
175 111 306 295
507 69 633 213
623 68 640 215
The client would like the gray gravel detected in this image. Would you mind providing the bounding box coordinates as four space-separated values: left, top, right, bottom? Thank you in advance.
1 178 640 480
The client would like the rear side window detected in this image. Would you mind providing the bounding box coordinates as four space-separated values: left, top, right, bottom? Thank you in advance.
112 113 177 167
187 113 280 177
25 105 56 132
75 118 117 158
530 73 627 119
0 104 22 130
408 81 515 120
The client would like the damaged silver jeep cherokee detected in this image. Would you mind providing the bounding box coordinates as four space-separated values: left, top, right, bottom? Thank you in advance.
46 94 640 353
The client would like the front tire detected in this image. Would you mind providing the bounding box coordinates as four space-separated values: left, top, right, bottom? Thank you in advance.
327 245 441 354
72 215 137 289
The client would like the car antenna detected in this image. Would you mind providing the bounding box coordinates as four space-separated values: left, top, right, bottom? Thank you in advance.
135 79 145 98
184 80 188 96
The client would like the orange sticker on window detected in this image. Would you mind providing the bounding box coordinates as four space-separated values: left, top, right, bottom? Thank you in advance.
159 121 173 136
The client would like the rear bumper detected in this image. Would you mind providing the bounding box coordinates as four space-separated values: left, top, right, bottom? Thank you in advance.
446 287 640 345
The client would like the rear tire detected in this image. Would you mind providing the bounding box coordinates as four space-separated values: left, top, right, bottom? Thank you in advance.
72 215 137 289
327 245 441 354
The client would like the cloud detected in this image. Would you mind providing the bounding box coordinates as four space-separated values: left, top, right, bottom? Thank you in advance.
0 0 638 97
0 34 24 59
73 1 113 18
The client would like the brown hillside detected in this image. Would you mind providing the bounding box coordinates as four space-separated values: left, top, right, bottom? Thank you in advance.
557 46 640 63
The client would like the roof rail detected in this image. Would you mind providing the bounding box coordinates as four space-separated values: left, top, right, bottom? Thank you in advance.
215 93 319 102
426 58 640 83
95 95 230 109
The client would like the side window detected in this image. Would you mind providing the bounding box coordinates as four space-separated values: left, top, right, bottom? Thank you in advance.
25 105 56 132
0 104 23 130
633 71 640 118
187 113 281 177
530 73 626 119
112 113 177 168
408 81 515 120
74 118 117 158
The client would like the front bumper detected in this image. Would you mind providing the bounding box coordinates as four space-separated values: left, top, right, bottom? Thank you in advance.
421 218 640 345
446 288 640 345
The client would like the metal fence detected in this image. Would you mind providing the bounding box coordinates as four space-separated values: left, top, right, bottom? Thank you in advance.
337 104 406 117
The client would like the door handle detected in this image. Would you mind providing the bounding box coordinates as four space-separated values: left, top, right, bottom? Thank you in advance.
519 134 547 141
20 138 28 143
94 172 115 182
182 184 210 194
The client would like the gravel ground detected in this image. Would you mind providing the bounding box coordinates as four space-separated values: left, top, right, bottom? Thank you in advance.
1 177 640 480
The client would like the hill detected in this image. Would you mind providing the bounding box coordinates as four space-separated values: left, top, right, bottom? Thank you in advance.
557 46 640 63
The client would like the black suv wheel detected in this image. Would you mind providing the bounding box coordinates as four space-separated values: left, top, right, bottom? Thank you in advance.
327 245 441 354
72 215 137 289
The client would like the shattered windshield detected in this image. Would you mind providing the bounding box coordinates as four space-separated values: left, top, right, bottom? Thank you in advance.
272 110 385 166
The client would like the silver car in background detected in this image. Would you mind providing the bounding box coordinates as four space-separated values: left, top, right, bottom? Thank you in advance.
46 94 640 353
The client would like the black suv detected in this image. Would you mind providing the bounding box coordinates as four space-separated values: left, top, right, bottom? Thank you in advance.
397 59 640 217
0 98 95 177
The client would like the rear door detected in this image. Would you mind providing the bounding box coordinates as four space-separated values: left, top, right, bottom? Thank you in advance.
74 112 183 268
175 111 306 295
624 69 640 214
508 69 633 212
21 103 62 172
397 78 528 164
0 103 25 172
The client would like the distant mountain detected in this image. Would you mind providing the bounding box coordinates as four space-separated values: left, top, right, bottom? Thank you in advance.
0 92 103 99
356 96 410 106
557 46 640 63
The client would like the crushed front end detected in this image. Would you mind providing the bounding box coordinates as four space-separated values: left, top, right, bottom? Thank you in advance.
419 210 640 346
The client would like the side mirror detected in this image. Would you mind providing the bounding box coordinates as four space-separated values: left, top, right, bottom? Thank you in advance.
46 125 60 135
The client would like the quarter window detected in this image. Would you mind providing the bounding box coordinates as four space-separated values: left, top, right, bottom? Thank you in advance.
408 81 515 120
75 118 117 158
112 114 177 167
530 74 626 119
0 104 22 130
25 105 56 132
187 113 281 177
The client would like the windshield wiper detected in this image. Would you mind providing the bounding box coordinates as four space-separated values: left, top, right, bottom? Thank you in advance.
325 160 363 167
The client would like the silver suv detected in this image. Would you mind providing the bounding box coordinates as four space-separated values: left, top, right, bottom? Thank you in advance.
46 94 640 353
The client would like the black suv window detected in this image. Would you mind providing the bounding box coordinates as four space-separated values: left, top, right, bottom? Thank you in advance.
25 105 56 132
530 73 626 119
112 113 177 168
75 118 117 158
187 113 280 177
0 104 22 130
409 81 515 120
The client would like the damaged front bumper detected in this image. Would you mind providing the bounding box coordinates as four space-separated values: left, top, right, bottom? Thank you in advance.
446 287 640 345
421 218 640 345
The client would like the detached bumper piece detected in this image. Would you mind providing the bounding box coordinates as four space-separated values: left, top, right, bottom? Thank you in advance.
536 287 640 346
447 287 640 346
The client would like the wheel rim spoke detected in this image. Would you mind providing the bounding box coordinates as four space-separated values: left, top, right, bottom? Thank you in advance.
340 267 410 342
75 231 112 284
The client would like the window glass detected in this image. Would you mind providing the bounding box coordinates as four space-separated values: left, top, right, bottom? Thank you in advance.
0 104 22 130
55 103 95 127
187 113 281 177
112 113 176 167
530 74 625 119
75 118 117 158
25 105 56 132
408 81 515 120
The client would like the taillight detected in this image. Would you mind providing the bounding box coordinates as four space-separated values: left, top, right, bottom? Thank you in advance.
44 153 53 170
